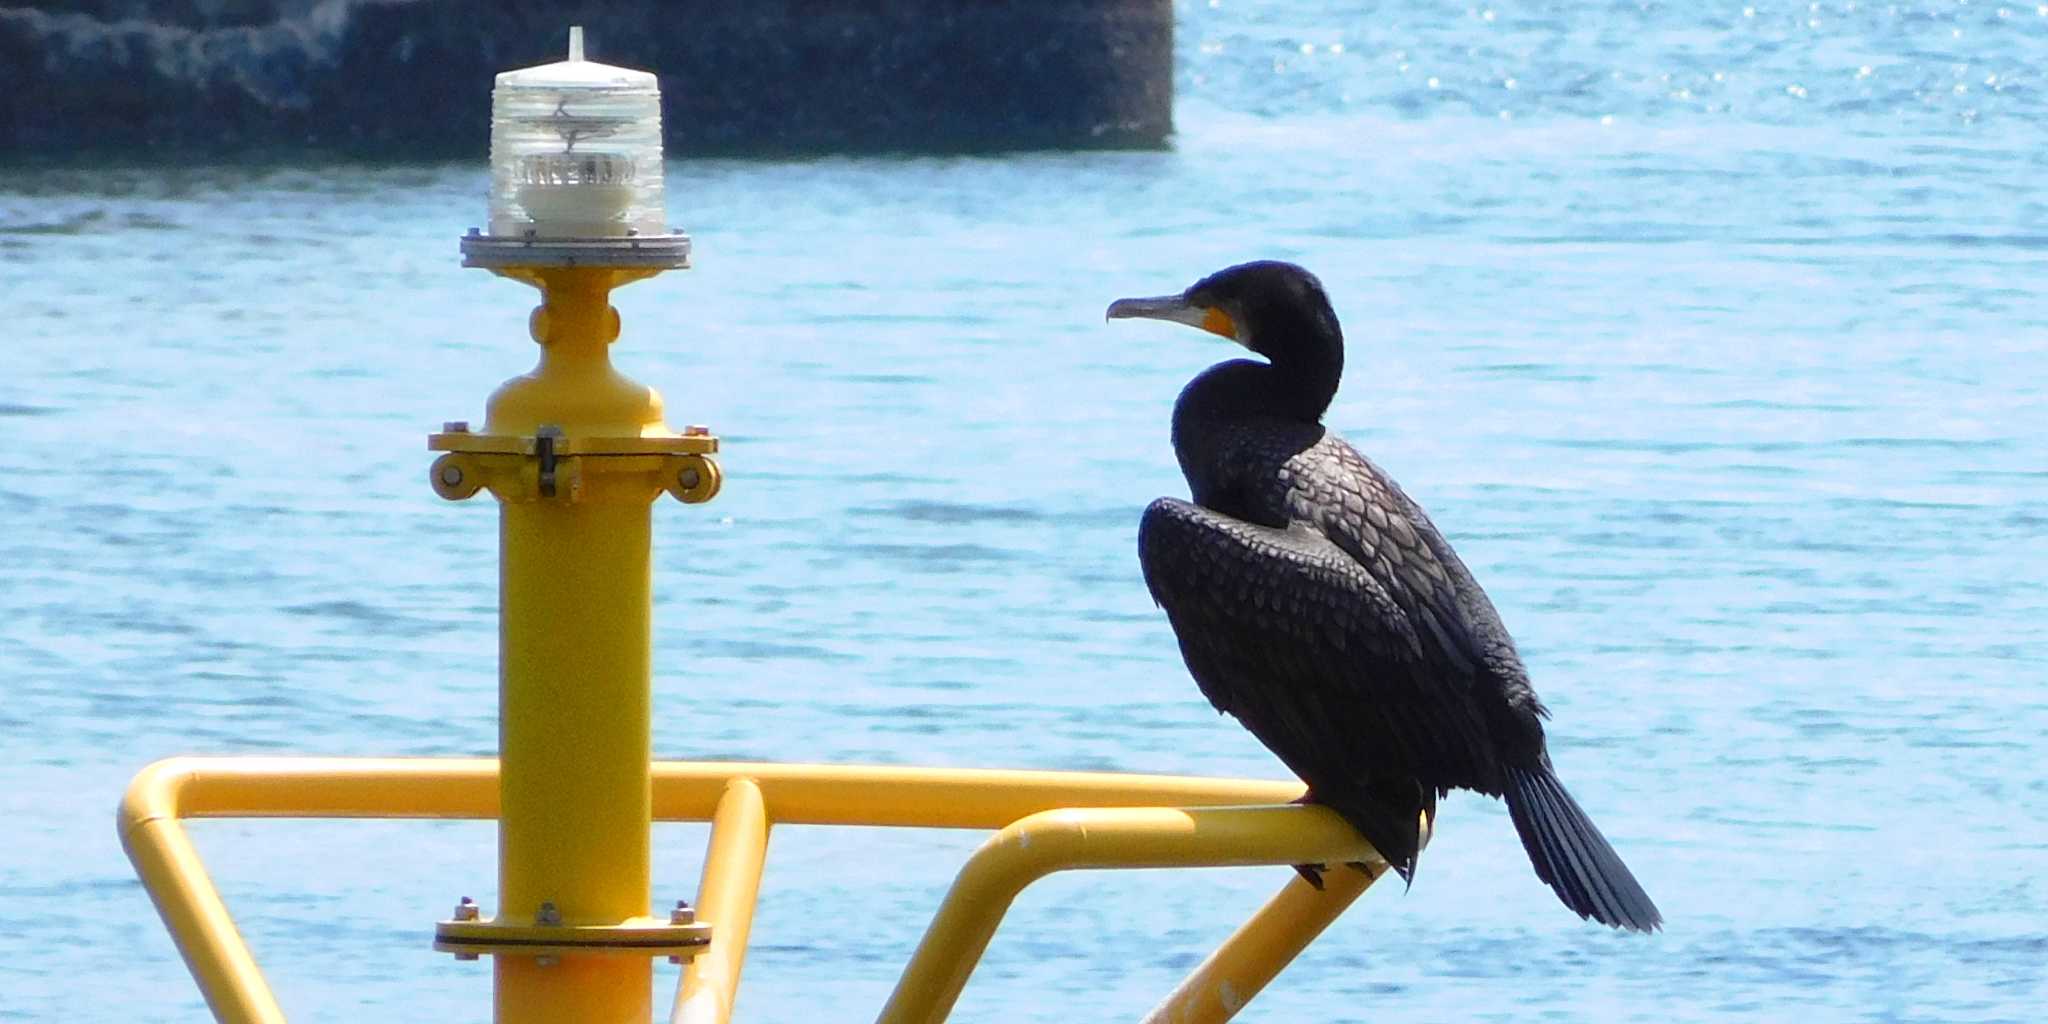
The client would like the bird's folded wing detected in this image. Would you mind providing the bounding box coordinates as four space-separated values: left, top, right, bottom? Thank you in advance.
1139 497 1496 787
1282 441 1493 677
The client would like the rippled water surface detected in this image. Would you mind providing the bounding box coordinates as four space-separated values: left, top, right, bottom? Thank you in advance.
5 2 2046 1021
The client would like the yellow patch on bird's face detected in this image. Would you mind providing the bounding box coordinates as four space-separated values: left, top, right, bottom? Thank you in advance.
1201 306 1239 341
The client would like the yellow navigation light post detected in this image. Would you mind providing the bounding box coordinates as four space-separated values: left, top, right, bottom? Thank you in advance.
426 26 717 1024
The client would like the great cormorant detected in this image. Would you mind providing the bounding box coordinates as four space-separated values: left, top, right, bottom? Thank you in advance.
1107 260 1661 932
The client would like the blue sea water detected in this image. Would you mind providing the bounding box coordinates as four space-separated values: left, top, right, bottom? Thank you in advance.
4 1 2046 1021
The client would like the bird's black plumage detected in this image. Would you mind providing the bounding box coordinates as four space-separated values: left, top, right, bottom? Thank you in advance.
1108 260 1661 932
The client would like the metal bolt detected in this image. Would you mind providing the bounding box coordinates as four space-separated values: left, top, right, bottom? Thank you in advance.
443 421 471 433
677 467 701 491
666 899 696 962
439 464 465 486
683 424 710 437
450 897 482 960
536 901 562 927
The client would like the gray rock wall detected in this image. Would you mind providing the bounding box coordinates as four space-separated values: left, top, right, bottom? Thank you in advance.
0 0 1172 159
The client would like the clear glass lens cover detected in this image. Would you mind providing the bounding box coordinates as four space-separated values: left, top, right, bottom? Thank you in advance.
487 33 666 239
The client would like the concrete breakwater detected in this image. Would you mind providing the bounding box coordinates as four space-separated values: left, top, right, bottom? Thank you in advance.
0 0 1172 159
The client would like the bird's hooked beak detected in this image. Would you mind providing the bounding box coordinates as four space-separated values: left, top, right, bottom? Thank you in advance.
1105 293 1242 344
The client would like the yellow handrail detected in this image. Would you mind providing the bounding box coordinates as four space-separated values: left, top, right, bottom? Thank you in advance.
672 778 771 1024
119 762 290 1024
875 805 1379 1024
655 762 1305 828
123 757 1303 825
120 756 1376 1024
1141 868 1377 1024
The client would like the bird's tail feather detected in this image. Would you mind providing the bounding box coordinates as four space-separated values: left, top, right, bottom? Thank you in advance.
1504 763 1662 932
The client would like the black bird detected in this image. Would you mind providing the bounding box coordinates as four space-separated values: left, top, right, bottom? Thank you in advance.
1107 260 1661 932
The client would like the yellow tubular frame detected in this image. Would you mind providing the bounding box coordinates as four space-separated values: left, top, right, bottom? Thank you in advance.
120 757 1382 1024
672 778 770 1024
875 805 1381 1024
1141 867 1377 1024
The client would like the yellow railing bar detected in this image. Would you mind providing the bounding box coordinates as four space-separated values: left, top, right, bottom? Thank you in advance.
875 804 1381 1024
1141 868 1377 1024
121 757 1357 1024
672 778 771 1024
120 762 290 1024
653 762 1305 828
125 757 1303 824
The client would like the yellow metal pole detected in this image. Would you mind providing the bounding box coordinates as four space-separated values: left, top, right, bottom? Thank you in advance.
672 778 772 1024
1140 869 1377 1024
875 804 1381 1024
487 267 669 1024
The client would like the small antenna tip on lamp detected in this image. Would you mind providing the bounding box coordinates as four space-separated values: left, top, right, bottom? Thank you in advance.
568 25 584 62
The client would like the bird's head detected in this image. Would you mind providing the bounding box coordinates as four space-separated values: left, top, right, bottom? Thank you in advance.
1104 260 1341 368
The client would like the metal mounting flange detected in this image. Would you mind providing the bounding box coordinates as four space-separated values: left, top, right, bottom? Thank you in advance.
433 918 712 960
461 229 692 270
434 901 712 962
427 425 721 504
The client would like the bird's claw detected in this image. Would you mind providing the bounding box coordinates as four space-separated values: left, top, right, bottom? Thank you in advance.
1293 860 1383 891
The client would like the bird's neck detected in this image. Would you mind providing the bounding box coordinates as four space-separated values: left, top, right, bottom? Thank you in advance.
1177 347 1340 427
1172 358 1337 506
1267 337 1342 421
